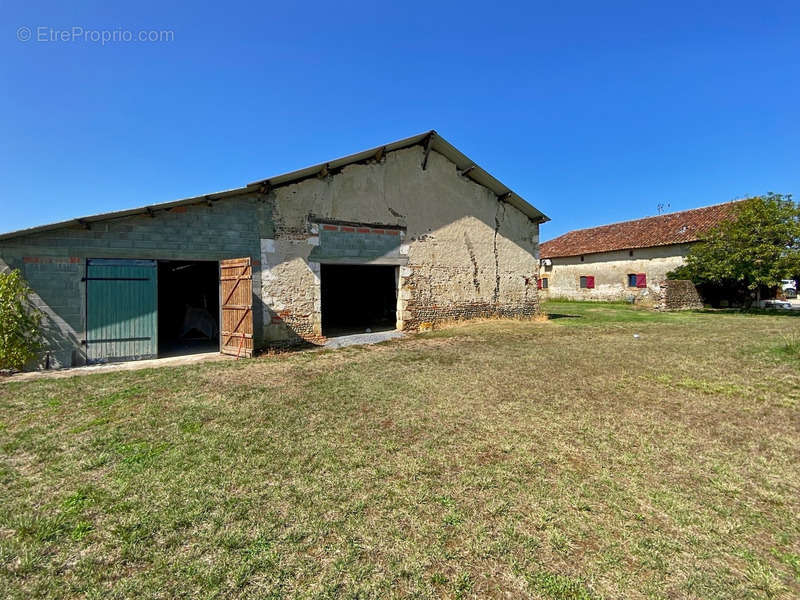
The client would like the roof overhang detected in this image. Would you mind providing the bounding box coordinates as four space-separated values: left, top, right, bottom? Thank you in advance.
0 130 548 241
0 185 253 242
540 239 699 260
247 131 549 223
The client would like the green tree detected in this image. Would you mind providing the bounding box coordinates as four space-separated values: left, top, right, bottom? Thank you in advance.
669 194 800 303
0 269 43 371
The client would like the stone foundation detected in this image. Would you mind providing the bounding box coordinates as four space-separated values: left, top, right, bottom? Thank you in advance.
401 300 540 331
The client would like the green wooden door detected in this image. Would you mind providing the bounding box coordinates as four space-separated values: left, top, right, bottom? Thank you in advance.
86 259 158 363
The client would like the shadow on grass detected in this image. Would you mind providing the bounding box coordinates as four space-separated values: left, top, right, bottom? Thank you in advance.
254 339 320 358
546 313 583 320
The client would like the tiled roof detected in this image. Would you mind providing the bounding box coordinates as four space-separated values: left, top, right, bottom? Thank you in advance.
540 200 743 259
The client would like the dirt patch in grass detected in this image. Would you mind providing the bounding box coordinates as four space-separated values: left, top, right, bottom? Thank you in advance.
0 302 799 598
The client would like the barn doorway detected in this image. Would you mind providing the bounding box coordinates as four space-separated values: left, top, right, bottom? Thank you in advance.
321 264 398 337
157 260 220 357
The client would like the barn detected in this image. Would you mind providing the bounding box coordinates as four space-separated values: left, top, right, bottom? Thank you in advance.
538 201 739 305
0 131 548 369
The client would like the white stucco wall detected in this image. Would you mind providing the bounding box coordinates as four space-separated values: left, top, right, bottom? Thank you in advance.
539 243 694 304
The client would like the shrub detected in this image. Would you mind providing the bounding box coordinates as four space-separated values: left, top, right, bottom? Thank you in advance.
0 269 43 371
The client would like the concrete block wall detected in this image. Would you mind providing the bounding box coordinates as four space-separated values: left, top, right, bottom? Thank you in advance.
0 194 265 367
311 225 404 262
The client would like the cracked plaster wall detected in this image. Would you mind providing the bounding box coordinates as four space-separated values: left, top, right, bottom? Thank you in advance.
260 145 540 342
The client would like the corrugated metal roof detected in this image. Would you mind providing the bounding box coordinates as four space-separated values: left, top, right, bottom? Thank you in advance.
540 200 743 258
0 130 548 241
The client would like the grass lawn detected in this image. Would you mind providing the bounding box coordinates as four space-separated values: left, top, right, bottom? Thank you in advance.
1 301 799 599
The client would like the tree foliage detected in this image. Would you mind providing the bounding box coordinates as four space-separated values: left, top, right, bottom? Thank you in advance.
669 194 800 299
0 269 43 371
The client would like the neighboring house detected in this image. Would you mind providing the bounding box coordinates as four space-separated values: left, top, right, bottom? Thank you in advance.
0 131 548 369
538 201 740 304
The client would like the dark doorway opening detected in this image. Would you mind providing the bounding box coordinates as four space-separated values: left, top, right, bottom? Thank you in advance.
321 264 397 337
157 260 220 357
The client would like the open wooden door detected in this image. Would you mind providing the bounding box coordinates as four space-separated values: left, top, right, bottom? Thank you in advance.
220 257 253 357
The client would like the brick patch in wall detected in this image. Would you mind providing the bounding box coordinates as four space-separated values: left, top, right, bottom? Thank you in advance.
317 224 403 235
23 257 81 264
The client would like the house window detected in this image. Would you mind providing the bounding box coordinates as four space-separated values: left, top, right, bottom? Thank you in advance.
628 273 647 287
580 255 585 262
579 275 595 289
540 277 548 289
629 250 634 257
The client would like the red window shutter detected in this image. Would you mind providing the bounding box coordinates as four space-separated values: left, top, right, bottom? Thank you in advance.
586 275 595 289
636 273 647 288
537 277 543 289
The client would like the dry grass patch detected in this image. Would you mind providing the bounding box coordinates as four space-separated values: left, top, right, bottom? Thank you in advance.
0 301 798 599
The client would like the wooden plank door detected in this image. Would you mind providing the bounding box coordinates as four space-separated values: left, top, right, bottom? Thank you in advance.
86 259 158 363
220 257 253 357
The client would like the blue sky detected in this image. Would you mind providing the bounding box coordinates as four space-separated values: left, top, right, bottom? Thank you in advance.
2 1 798 240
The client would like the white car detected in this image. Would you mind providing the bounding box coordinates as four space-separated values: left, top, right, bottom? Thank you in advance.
758 299 793 310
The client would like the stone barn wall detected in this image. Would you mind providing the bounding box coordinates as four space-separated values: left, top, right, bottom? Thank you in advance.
260 145 541 341
0 142 542 367
540 244 692 306
655 279 704 311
